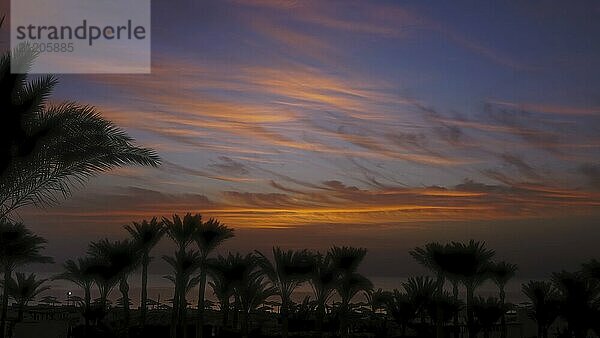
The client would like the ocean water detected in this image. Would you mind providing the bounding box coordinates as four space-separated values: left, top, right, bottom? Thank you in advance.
32 273 532 308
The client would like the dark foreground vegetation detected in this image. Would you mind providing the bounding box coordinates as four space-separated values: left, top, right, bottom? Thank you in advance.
1 216 599 338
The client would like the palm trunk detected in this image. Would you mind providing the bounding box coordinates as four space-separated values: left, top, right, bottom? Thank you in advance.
16 303 24 322
452 281 459 338
170 282 179 338
140 253 149 328
241 309 249 338
466 285 475 338
83 284 91 337
499 288 506 338
435 274 445 338
340 300 349 338
232 295 240 330
196 263 207 338
221 298 229 327
119 276 130 335
0 267 12 338
316 300 325 336
180 284 188 338
281 297 289 338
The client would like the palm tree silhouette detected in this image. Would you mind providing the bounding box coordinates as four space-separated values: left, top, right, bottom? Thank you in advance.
582 259 600 281
227 252 276 338
385 290 417 338
410 242 451 338
489 261 517 338
0 221 53 338
471 296 504 338
329 246 372 338
309 252 338 337
194 218 234 338
164 249 203 338
0 47 160 220
88 239 140 334
552 270 599 338
402 276 436 335
5 272 49 322
163 213 203 338
522 280 560 338
256 247 314 338
124 217 166 329
207 254 239 328
448 240 495 338
54 256 97 334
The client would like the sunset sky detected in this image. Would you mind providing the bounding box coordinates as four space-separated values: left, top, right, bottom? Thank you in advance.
6 0 600 277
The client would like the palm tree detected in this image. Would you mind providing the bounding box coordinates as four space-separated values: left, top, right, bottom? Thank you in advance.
256 248 314 338
88 239 140 332
471 296 504 338
226 253 276 338
0 46 160 220
489 261 517 338
329 246 372 338
410 242 449 338
552 271 599 338
54 256 97 332
194 218 234 338
522 280 560 338
449 240 495 338
5 272 49 322
582 259 600 281
124 217 166 328
309 252 338 337
163 249 203 338
163 213 202 338
402 276 437 333
385 290 417 338
207 254 239 328
0 221 53 338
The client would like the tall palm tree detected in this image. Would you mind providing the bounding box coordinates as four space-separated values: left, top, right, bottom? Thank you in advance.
410 242 448 338
309 252 338 337
551 271 599 338
5 272 49 322
0 221 53 338
207 254 239 328
489 261 517 338
54 256 96 332
164 213 202 338
163 249 203 338
194 218 234 338
226 253 276 338
256 247 314 338
88 239 140 333
522 280 560 338
0 46 160 220
124 217 166 328
328 246 371 338
449 240 495 338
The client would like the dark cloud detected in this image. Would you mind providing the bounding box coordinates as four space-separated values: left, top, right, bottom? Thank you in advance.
579 163 600 189
500 153 540 180
209 156 250 175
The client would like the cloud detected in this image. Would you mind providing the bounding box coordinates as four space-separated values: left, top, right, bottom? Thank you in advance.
579 163 600 189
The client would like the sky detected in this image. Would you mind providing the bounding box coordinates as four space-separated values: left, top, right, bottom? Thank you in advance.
4 0 600 277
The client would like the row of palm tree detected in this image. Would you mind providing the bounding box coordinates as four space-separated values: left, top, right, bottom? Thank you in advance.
1 217 599 338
